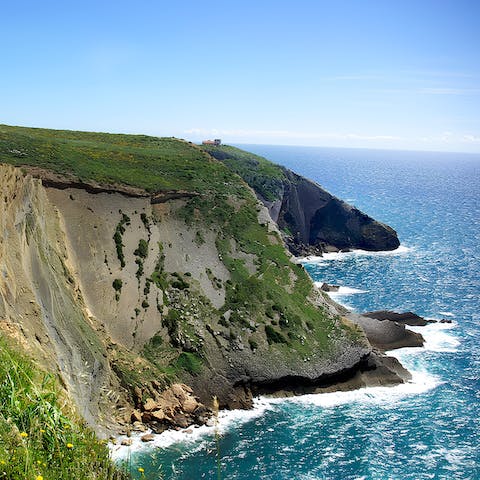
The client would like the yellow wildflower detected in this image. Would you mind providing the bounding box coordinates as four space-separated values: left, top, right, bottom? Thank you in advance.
66 443 74 449
138 467 145 473
40 429 45 433
20 432 28 438
36 476 44 480
0 459 5 464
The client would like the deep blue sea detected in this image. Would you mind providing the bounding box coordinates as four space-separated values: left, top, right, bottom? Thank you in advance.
114 145 480 480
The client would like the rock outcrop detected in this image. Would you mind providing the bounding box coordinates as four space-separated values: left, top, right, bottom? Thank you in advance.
275 170 400 256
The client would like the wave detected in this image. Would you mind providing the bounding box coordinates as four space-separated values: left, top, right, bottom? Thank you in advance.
110 398 274 461
260 369 440 410
405 322 460 354
299 245 412 264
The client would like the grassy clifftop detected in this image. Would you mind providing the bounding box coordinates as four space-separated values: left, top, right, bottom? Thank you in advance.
0 124 242 195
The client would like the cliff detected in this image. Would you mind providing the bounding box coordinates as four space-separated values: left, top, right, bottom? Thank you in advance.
202 145 400 256
0 125 406 436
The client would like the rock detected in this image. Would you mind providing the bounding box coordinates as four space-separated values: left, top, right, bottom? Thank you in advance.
130 409 142 423
363 310 434 326
440 318 453 323
182 396 199 414
143 398 157 412
140 434 155 442
171 383 187 401
320 283 340 292
132 422 147 432
347 312 424 351
134 386 143 403
151 410 165 421
121 439 133 446
172 413 189 429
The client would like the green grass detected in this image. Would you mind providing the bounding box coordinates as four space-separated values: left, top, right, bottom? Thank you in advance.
0 124 244 196
201 144 287 201
0 339 128 480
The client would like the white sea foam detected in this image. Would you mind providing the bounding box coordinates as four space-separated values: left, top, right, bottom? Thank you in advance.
313 283 367 295
299 245 412 264
405 321 460 354
438 311 455 318
110 398 274 460
260 368 440 409
313 283 367 310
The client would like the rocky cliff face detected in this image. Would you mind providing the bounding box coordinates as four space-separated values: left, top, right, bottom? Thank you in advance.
276 170 400 255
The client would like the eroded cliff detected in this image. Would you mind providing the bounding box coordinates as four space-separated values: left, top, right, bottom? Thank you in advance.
0 125 407 436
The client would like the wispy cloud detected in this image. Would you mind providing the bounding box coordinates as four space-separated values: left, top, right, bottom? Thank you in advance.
184 128 401 142
420 132 480 144
324 74 384 81
419 87 480 95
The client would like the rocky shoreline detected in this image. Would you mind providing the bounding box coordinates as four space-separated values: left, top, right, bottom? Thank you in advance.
111 304 439 444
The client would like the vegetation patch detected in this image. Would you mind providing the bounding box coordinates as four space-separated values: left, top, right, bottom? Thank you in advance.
113 213 130 268
265 325 288 344
112 278 123 301
173 352 203 375
0 340 127 479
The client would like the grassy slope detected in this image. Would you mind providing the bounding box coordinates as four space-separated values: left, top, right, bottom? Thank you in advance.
0 339 127 480
0 124 242 195
201 144 287 201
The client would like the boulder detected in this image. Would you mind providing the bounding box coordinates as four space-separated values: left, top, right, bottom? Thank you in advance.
151 410 165 421
143 398 157 412
130 409 142 423
140 434 155 442
182 396 199 414
320 283 340 292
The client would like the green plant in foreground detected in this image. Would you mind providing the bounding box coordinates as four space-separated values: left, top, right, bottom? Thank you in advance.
0 340 128 479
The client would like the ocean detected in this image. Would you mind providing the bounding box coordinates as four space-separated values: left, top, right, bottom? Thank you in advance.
113 145 480 480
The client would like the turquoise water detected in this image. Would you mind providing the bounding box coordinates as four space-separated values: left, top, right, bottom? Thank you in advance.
118 146 480 479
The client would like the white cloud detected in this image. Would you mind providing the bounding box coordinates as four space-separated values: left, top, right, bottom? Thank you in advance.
184 128 401 142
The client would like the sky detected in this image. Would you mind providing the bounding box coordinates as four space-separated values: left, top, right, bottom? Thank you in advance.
1 0 480 152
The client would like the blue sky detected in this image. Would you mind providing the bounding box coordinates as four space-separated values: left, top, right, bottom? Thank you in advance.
1 0 479 152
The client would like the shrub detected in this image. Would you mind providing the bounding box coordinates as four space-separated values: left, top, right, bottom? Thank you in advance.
265 325 288 345
112 278 123 291
134 239 148 259
174 352 202 375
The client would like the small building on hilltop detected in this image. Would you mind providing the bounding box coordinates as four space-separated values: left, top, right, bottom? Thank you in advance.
202 139 221 146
